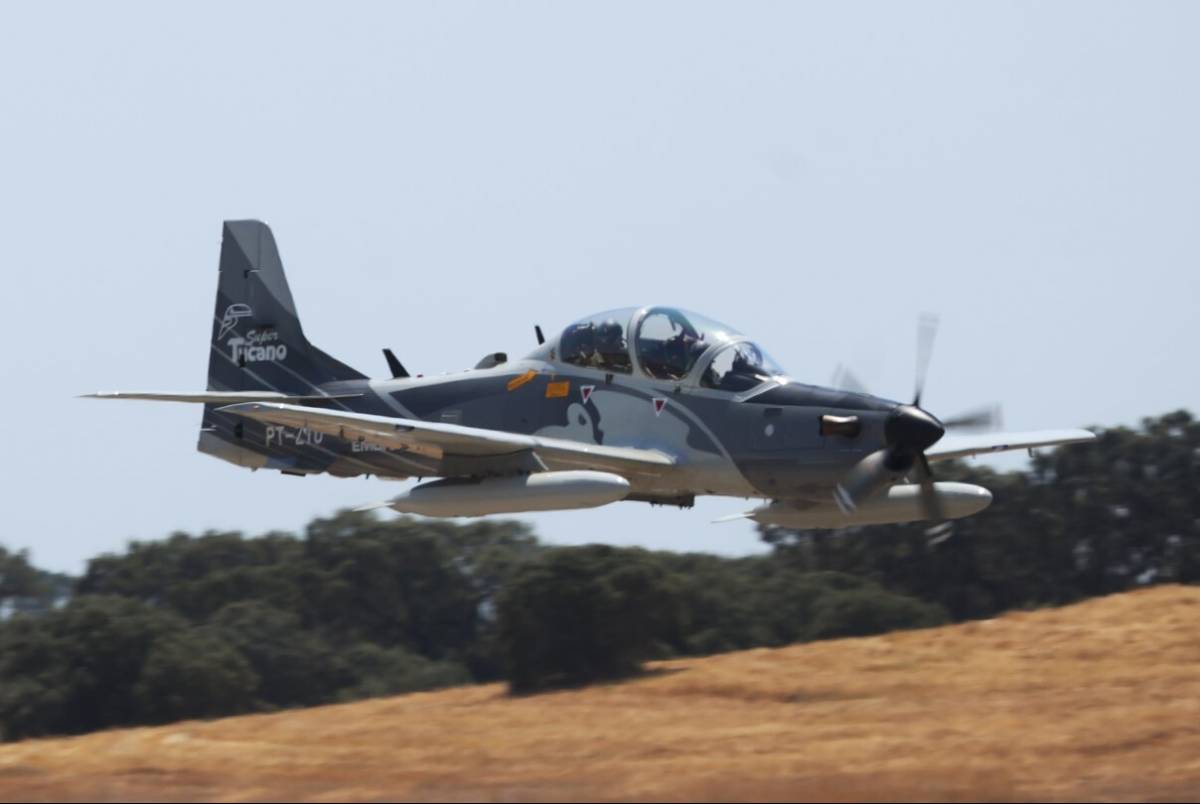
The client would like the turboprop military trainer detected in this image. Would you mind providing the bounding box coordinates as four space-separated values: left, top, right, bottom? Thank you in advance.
87 220 1095 528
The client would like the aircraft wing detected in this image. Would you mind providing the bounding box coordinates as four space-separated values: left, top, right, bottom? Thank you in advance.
83 391 362 404
926 429 1096 462
217 401 675 477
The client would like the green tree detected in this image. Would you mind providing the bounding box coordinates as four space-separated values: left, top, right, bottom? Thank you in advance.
78 531 304 620
208 601 350 708
805 587 948 640
497 545 683 692
0 596 185 739
333 643 472 701
135 628 259 723
298 511 481 658
0 546 40 602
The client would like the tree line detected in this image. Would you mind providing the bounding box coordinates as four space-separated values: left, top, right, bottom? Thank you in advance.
0 409 1195 741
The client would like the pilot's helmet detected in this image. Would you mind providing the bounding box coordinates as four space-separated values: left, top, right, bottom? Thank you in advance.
595 319 624 350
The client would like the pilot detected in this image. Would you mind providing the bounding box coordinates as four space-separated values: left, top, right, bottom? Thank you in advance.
662 330 705 379
595 319 630 371
561 323 597 367
719 343 768 390
730 344 761 378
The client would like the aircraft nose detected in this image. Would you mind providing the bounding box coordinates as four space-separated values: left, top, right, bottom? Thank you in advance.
885 405 945 452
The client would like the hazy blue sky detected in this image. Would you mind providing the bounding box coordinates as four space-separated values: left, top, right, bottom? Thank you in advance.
2 2 1197 573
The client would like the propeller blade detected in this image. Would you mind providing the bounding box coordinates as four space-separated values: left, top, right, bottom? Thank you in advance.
926 522 955 545
831 364 871 396
913 313 939 406
941 404 1003 432
834 448 895 513
913 453 945 523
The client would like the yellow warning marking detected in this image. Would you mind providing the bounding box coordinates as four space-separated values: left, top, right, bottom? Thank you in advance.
545 380 570 399
507 370 537 391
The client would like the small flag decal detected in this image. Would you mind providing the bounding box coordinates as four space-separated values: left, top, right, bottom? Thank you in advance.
545 380 570 399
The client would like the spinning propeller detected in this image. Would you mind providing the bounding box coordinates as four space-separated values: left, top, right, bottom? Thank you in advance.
832 316 1001 524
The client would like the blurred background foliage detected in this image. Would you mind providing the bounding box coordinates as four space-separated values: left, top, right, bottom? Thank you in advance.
1 410 1196 740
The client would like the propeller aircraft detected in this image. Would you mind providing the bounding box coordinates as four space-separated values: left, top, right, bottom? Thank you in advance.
87 220 1095 529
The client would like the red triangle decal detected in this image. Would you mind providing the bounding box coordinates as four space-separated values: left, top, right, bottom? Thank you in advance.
581 385 595 404
653 398 667 416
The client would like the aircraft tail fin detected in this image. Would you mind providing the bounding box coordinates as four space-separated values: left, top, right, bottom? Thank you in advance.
200 220 366 470
207 220 364 395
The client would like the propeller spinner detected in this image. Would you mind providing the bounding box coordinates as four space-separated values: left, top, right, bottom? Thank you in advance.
833 403 946 515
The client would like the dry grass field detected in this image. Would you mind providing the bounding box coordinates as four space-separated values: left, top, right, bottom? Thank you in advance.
1 585 1198 802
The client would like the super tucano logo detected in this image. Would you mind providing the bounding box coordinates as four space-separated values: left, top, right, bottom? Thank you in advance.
218 303 253 339
229 330 287 364
219 304 287 364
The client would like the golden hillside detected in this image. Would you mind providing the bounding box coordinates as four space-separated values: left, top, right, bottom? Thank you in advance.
1 585 1199 802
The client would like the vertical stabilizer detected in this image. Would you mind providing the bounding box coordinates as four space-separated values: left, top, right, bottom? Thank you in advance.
206 220 364 395
201 220 365 470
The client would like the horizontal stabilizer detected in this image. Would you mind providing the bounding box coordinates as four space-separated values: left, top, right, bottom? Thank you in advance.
82 391 362 404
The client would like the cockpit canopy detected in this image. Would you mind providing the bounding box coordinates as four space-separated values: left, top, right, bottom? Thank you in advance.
547 306 786 391
701 341 784 392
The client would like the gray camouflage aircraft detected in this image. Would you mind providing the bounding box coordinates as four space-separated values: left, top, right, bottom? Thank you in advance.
88 220 1094 529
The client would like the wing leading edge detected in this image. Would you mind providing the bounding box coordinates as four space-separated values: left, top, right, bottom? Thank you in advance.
217 401 675 478
926 429 1096 462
